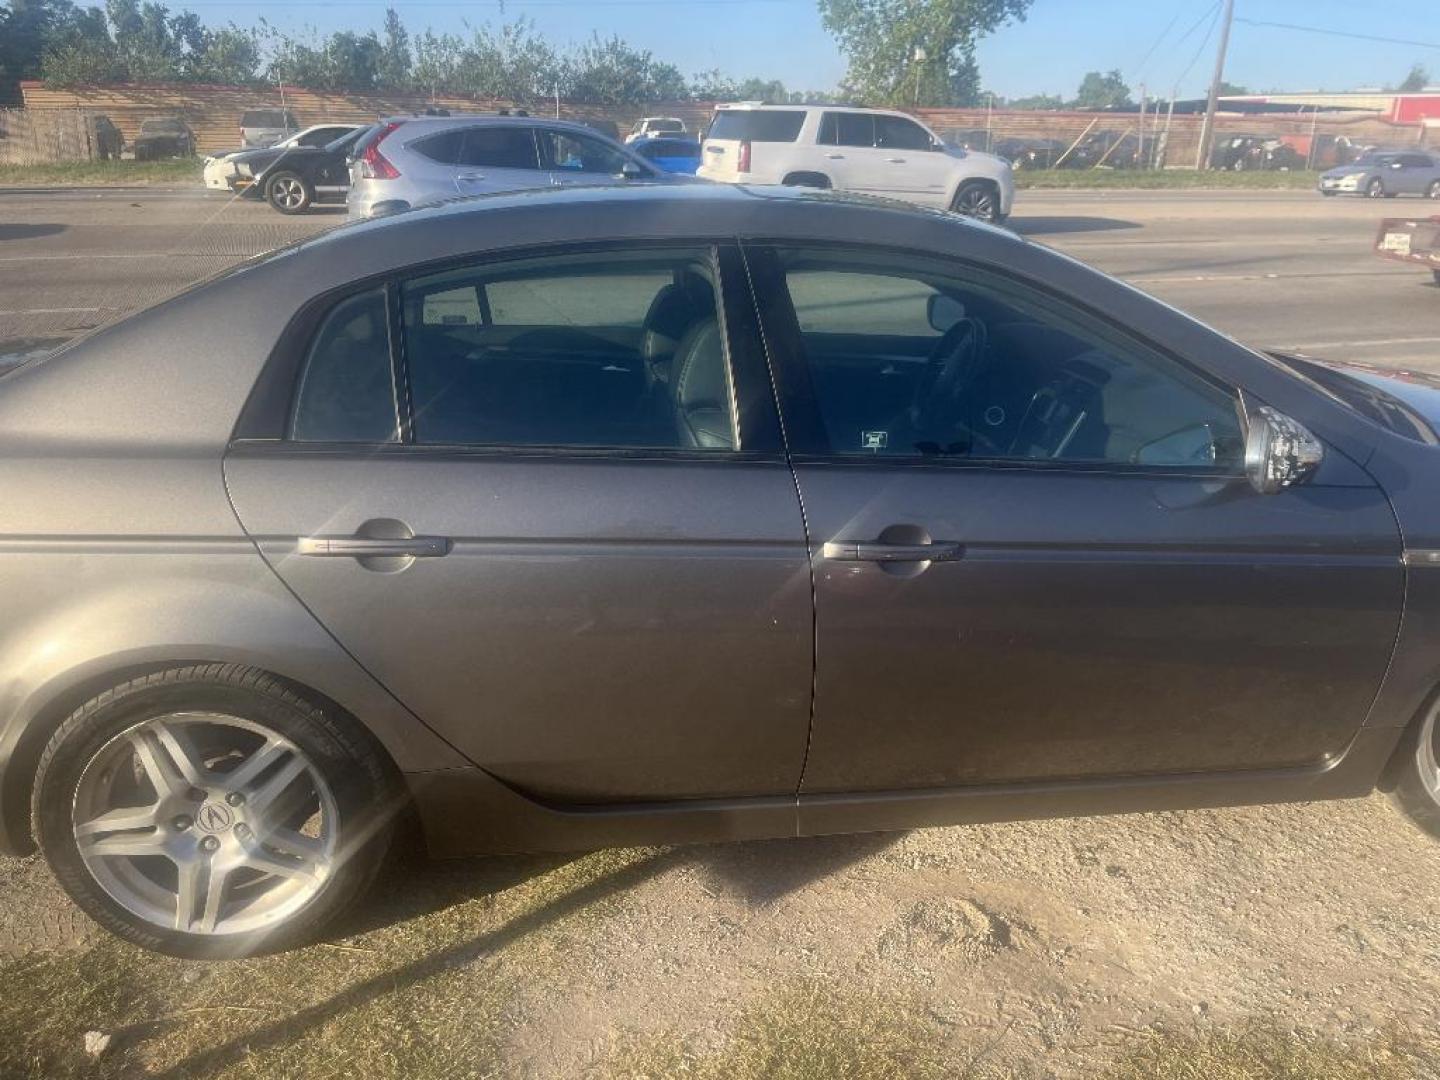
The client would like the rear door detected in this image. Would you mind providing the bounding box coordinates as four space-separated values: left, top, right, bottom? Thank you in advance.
225 242 813 803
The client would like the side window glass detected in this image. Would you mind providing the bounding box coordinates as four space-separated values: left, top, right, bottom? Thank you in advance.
400 248 735 450
544 131 629 174
459 127 540 169
836 113 875 148
776 248 1244 468
412 130 465 165
818 113 838 145
290 288 398 443
875 116 933 151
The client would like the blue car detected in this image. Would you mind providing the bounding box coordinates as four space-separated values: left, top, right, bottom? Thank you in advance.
631 135 702 175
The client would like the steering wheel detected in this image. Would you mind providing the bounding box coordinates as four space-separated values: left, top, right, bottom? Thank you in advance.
907 317 996 452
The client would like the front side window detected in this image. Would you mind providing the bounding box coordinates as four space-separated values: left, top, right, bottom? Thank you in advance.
773 248 1244 469
290 288 399 443
400 248 735 450
874 115 933 151
541 131 630 174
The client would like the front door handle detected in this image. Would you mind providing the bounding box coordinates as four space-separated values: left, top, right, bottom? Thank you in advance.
885 157 906 164
298 536 450 558
825 153 845 159
456 173 486 182
822 541 961 563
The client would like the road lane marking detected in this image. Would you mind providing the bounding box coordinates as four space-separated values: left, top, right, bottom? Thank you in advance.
1289 335 1440 350
0 306 102 315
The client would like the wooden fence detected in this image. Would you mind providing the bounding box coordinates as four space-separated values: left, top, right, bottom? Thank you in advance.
11 80 1434 165
0 108 102 165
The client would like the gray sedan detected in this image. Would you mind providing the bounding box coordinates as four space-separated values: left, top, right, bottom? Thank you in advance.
1319 150 1440 199
6 185 1440 959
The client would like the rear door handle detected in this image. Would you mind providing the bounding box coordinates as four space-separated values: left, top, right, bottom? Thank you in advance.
885 157 906 164
826 153 845 159
456 172 486 182
822 541 961 563
297 536 451 558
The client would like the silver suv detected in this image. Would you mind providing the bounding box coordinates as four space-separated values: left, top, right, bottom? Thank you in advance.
347 115 663 219
240 107 299 150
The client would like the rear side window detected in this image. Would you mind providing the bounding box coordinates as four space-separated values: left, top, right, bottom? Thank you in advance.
641 139 698 157
540 130 630 174
290 288 399 442
399 247 735 450
708 110 805 143
819 112 875 148
461 127 540 169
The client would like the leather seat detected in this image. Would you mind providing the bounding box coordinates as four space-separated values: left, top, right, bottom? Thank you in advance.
640 273 715 386
670 319 734 449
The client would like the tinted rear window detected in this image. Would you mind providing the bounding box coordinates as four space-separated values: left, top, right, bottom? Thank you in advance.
649 119 684 132
642 139 700 157
708 111 805 142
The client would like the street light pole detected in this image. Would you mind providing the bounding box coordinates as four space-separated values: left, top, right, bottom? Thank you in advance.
1195 0 1236 170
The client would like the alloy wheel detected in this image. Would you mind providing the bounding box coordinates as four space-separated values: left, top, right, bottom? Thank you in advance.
1367 179 1385 198
272 177 306 210
1428 181 1440 200
71 712 337 936
954 185 998 223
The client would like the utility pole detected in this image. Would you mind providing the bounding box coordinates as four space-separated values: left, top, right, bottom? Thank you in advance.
1195 0 1236 170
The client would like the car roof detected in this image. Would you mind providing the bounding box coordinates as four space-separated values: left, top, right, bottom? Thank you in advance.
712 102 917 120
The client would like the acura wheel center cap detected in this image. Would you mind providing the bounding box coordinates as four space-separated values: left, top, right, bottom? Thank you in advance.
195 802 234 834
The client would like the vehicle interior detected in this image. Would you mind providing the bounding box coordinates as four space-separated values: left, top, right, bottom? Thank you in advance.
779 254 1246 467
397 252 734 449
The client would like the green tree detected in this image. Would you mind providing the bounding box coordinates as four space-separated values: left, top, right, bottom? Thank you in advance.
817 0 1030 107
377 7 410 89
1006 92 1063 109
1399 63 1429 92
1217 80 1249 96
567 34 687 104
412 28 461 94
1073 68 1130 109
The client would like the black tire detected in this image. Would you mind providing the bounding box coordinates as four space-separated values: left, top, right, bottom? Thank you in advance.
781 172 831 189
951 180 1001 224
32 664 399 959
1366 177 1385 198
265 171 314 214
1390 701 1440 839
1320 189 1338 197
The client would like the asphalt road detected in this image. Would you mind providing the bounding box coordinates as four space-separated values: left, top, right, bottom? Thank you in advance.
3 185 1437 371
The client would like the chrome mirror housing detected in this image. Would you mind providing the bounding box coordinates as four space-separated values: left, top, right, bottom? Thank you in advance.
1245 405 1324 494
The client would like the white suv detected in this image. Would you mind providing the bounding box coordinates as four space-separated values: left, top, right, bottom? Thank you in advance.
698 103 1014 222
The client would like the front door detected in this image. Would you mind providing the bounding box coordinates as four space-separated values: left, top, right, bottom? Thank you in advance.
747 243 1403 794
225 242 814 803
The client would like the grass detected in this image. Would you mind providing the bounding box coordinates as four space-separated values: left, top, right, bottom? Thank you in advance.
0 159 203 186
1013 168 1322 190
0 846 669 1079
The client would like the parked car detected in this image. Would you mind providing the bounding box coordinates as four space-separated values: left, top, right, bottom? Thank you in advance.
580 118 622 142
1070 130 1141 169
240 107 299 150
346 115 664 220
993 136 1068 170
626 116 686 142
1319 151 1440 199
630 134 702 174
233 126 371 213
132 117 194 161
939 127 995 153
204 125 361 192
87 114 124 160
1211 135 1307 172
697 103 1014 222
7 184 1440 959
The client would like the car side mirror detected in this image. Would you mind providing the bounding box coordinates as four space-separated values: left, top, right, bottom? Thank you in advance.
1245 405 1323 494
926 293 966 332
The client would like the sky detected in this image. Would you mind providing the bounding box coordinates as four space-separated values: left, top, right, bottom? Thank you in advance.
172 0 1440 101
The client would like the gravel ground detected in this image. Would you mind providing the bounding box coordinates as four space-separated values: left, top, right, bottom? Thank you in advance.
2 185 1439 1076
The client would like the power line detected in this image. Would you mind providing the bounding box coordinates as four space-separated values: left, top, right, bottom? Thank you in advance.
1169 1 1220 94
1234 17 1440 52
1130 1 1191 81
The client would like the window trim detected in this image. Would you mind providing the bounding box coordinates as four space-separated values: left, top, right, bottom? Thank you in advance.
741 240 1250 478
232 239 786 460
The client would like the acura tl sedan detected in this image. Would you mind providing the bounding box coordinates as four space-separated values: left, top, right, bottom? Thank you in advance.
4 184 1440 959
